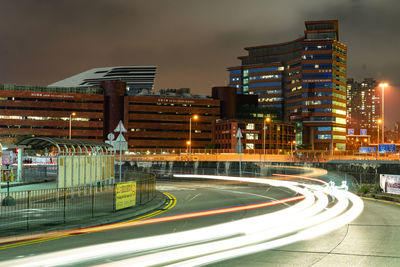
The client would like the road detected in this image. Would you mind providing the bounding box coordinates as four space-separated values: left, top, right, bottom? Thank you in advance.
0 178 399 266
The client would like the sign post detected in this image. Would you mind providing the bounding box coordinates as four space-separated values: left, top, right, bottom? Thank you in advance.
1 165 16 206
114 120 128 183
236 128 243 177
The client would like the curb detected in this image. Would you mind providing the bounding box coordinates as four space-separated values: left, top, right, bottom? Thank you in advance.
361 196 400 206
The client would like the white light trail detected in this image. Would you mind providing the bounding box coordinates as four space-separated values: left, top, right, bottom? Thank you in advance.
2 174 363 267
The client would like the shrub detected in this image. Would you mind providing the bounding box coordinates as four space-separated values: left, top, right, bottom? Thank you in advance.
358 185 370 195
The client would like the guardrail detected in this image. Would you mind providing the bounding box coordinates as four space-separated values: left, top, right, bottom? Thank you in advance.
0 172 156 235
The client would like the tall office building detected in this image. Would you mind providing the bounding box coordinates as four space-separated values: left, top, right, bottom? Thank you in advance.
50 66 157 95
228 20 347 150
346 78 381 141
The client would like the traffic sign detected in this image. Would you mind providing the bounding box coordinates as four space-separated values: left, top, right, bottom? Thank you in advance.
114 120 127 133
236 128 243 138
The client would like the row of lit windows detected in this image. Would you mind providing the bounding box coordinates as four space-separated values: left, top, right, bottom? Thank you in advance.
258 97 283 103
302 63 332 70
249 74 281 80
303 44 332 51
0 115 91 121
317 134 346 140
250 90 282 95
318 127 346 132
249 67 284 73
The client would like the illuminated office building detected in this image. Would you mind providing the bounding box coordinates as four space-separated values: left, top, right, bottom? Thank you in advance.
346 78 381 141
228 20 347 150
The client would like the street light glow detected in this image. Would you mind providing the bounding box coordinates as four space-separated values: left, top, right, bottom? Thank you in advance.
193 114 199 120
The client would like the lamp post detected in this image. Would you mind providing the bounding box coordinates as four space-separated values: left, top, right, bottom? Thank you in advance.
379 83 388 144
291 140 296 161
377 119 382 144
69 112 76 140
189 115 198 161
263 117 271 158
186 141 191 160
377 118 382 159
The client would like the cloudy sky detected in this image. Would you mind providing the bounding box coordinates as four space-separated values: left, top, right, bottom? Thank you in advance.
1 0 400 127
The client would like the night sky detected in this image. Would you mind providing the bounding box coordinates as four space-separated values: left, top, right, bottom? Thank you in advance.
1 0 400 128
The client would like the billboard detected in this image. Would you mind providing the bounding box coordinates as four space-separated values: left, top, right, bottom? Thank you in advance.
360 129 367 135
380 174 400 195
378 144 396 153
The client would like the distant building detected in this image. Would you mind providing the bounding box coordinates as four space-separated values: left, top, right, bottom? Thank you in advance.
0 84 104 143
49 66 156 95
126 94 220 150
346 78 381 142
213 119 295 152
227 20 347 151
0 81 220 151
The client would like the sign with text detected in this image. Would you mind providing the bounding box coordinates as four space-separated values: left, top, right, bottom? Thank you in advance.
360 129 367 135
380 174 400 195
379 144 396 153
359 147 376 153
115 182 137 210
348 128 354 135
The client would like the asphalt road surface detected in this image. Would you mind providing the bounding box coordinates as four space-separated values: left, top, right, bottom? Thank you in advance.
0 180 399 266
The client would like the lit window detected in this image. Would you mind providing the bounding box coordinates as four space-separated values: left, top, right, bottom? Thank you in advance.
246 133 255 140
246 143 254 149
246 123 255 130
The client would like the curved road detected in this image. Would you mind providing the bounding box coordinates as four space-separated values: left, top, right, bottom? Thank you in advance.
0 179 399 266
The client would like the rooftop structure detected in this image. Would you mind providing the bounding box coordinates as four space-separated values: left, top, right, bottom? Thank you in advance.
49 66 156 95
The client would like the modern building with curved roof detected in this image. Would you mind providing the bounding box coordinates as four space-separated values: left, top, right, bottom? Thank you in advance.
49 66 156 95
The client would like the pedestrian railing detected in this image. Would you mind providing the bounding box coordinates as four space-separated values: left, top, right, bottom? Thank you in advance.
0 172 156 235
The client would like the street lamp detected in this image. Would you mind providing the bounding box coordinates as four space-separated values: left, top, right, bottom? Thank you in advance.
291 140 296 160
263 117 271 158
186 141 191 159
189 115 198 161
69 112 76 140
377 119 382 144
379 82 388 144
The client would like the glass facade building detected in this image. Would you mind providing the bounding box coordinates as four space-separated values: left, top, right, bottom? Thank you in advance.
228 20 347 151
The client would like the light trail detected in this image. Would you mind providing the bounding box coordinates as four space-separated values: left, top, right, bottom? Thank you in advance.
2 174 363 267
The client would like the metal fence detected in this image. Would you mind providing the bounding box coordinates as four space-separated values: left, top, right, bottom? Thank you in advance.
0 173 156 234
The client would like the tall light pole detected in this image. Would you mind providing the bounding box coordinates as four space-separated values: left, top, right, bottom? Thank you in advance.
69 112 76 140
377 119 382 144
291 140 296 161
379 83 388 144
263 117 271 158
189 114 198 161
